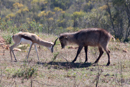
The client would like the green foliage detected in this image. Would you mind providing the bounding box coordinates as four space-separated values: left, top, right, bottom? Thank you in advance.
83 1 93 12
71 11 85 19
51 0 72 10
71 11 85 30
38 11 46 17
13 67 37 79
13 2 24 8
66 27 74 32
99 5 108 10
51 52 59 62
6 13 15 19
2 34 12 44
31 0 47 4
123 38 130 42
0 20 7 31
0 0 130 40
112 0 125 6
54 7 63 12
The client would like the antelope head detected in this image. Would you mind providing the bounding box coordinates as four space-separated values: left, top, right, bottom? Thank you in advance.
51 34 68 52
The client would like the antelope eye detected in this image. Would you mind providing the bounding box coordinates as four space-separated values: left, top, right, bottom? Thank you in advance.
60 39 63 41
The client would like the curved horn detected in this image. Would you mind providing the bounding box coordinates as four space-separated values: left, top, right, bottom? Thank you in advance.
51 37 59 53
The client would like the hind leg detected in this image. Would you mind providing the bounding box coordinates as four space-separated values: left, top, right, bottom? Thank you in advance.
94 46 104 64
105 49 110 66
102 44 110 66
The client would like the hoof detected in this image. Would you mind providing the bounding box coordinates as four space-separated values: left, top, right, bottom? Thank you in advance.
14 60 17 62
71 61 75 63
92 63 98 66
106 62 110 66
84 60 87 63
37 61 40 64
83 62 87 64
94 61 98 64
106 64 110 66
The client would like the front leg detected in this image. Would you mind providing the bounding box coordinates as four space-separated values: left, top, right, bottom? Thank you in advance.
10 43 20 62
84 46 88 63
34 44 39 60
72 46 83 63
26 43 34 61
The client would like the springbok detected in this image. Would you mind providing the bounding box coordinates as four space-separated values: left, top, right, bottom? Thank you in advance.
10 32 54 62
52 28 115 66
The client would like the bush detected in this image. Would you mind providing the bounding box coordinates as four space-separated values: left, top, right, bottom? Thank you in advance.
13 67 37 79
2 35 12 44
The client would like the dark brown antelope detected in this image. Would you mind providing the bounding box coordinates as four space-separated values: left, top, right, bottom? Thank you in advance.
52 28 115 66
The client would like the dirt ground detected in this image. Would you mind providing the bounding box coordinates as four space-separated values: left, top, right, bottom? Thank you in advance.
0 35 130 87
0 36 5 43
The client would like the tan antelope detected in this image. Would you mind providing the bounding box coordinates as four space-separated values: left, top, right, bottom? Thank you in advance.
10 32 54 62
52 28 115 66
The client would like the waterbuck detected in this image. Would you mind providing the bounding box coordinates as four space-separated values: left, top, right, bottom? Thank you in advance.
52 28 115 66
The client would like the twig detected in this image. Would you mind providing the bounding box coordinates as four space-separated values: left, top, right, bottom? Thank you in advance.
31 79 33 87
119 62 124 87
51 52 59 62
10 81 16 87
92 67 103 87
0 69 2 83
61 55 69 63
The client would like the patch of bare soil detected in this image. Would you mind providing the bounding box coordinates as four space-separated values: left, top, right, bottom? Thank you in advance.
0 38 130 87
0 36 5 44
0 36 9 55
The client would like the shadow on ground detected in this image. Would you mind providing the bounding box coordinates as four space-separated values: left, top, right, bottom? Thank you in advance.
37 61 92 69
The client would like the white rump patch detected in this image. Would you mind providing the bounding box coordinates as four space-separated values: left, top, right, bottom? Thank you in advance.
19 31 22 33
20 38 32 44
12 35 15 42
47 46 52 52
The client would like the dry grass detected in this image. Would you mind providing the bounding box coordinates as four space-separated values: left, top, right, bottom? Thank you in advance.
0 32 130 87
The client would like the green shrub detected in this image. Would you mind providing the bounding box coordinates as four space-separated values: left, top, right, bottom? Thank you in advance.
2 34 12 44
13 67 37 79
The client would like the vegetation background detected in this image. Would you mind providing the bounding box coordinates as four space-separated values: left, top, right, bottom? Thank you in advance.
0 0 130 42
0 0 130 87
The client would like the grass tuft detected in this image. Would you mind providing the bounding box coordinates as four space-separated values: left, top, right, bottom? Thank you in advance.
13 66 37 79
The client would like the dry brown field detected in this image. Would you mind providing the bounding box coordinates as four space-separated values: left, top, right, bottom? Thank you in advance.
0 32 130 87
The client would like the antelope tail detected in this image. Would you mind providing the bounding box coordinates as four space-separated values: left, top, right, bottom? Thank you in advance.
111 35 115 41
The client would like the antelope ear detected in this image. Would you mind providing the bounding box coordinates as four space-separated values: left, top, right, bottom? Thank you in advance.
64 36 68 40
59 35 68 40
65 36 68 40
